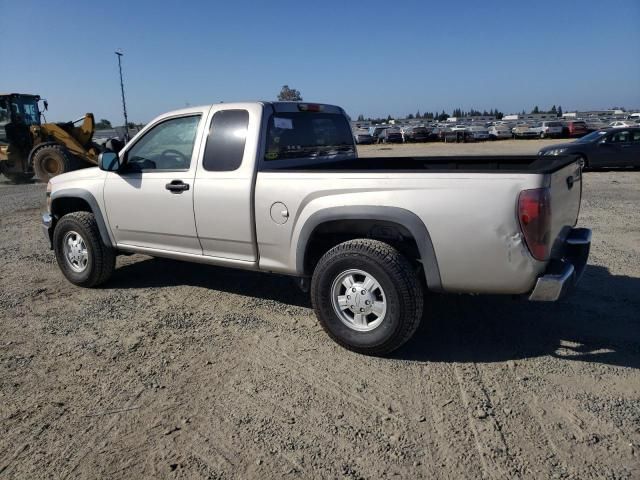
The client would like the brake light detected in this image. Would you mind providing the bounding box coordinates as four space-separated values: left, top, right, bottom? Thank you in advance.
297 103 324 112
517 188 551 260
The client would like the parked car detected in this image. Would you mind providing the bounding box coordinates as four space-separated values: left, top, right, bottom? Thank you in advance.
564 120 588 138
353 130 374 145
378 127 403 143
488 125 512 140
529 121 564 138
467 126 491 141
608 121 635 128
41 101 591 355
512 124 538 139
402 126 433 142
539 127 640 169
368 126 389 142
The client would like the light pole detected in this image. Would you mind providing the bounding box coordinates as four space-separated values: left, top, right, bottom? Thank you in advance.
115 49 129 141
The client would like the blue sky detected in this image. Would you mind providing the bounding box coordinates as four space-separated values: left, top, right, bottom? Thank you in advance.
2 0 639 123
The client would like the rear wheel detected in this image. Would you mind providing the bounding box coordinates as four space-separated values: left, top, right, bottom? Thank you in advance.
32 145 78 182
311 239 424 356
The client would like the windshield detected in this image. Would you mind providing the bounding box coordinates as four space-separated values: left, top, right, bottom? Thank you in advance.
576 130 607 142
4 96 40 127
265 112 355 161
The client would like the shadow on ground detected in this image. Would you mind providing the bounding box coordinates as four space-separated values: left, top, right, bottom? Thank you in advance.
108 258 639 369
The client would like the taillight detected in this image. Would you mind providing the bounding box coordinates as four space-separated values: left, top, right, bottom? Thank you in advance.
297 103 324 112
518 188 551 260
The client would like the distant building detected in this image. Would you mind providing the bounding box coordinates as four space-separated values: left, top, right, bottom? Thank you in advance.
503 113 560 122
562 109 626 119
446 116 496 123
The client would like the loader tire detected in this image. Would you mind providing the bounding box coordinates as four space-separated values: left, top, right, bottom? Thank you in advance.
32 145 78 182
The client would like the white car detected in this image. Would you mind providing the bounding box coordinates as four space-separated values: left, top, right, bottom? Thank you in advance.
530 121 564 138
609 121 634 128
488 125 512 140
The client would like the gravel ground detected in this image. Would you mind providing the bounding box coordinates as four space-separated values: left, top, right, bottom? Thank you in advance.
1 141 639 479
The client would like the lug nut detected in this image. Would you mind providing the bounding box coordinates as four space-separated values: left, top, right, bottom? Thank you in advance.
360 308 364 312
352 288 356 293
361 290 366 295
347 295 350 299
365 300 370 305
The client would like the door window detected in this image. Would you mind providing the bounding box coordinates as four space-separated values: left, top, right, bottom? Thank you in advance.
609 130 630 143
125 115 201 171
631 130 640 143
202 110 249 171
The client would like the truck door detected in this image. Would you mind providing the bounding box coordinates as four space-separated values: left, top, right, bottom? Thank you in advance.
103 112 206 254
192 104 261 263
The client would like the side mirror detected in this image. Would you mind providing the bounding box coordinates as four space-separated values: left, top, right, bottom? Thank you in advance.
99 152 121 171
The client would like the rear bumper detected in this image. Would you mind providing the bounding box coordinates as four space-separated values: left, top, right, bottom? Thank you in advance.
42 213 54 249
528 228 591 301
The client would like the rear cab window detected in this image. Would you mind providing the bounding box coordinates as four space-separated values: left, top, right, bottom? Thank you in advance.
264 110 355 163
203 109 249 172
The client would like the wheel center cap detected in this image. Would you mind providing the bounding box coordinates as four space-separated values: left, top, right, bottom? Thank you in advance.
347 284 375 314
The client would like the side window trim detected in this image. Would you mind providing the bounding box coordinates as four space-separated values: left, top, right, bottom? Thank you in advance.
121 113 202 173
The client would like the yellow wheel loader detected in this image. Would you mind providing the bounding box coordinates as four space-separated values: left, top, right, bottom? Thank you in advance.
0 93 101 183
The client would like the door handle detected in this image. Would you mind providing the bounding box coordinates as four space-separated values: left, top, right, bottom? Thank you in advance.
165 180 190 193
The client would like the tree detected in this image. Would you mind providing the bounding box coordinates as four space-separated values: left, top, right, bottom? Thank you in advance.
407 113 414 119
386 114 392 122
557 105 563 117
531 106 540 114
357 114 365 121
277 85 302 101
549 105 557 115
96 118 112 129
416 110 421 119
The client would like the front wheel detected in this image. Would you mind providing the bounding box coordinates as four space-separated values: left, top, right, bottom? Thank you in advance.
53 212 115 287
32 145 78 182
311 239 424 356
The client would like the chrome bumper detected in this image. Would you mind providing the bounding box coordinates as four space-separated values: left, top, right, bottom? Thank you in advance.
42 213 54 249
529 228 591 301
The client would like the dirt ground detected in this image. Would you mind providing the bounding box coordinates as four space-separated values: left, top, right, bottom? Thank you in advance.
1 141 639 479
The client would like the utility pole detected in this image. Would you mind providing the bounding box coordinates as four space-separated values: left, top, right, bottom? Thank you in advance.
115 49 129 141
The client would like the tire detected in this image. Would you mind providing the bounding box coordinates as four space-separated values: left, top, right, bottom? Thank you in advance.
53 212 115 287
540 132 546 139
311 239 424 356
32 144 78 182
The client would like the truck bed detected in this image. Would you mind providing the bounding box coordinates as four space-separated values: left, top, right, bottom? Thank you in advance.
260 154 578 174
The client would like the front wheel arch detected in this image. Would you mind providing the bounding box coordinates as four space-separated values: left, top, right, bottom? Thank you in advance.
50 189 115 248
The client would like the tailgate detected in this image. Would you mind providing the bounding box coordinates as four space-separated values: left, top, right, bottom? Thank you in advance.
548 159 583 259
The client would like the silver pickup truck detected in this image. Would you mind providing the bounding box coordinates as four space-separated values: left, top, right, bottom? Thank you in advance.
42 102 591 355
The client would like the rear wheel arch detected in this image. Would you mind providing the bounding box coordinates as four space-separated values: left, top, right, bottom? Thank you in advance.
50 189 115 247
296 206 442 291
